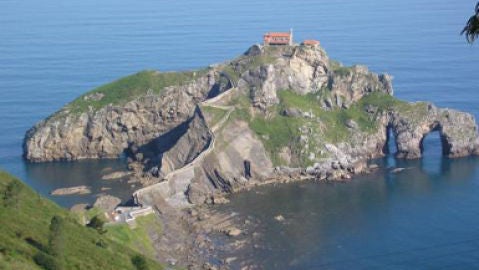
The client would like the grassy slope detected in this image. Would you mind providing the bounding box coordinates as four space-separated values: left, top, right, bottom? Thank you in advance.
200 105 228 128
66 69 209 114
106 215 162 258
0 171 163 270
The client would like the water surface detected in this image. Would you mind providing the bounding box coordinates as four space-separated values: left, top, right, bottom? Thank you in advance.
1 0 479 267
220 142 479 268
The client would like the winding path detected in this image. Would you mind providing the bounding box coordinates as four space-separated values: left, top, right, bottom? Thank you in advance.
134 88 236 206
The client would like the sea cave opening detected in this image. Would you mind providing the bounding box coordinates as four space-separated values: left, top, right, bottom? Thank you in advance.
420 130 444 159
384 125 398 168
419 129 445 174
384 125 398 156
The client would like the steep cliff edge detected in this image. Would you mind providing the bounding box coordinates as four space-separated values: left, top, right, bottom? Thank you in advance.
24 44 479 208
24 69 226 162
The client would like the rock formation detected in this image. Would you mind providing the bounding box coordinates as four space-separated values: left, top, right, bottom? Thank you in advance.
93 195 121 212
391 103 479 159
24 44 479 209
24 70 222 162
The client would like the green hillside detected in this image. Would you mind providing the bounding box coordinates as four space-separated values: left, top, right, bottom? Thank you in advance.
0 171 163 270
66 69 209 114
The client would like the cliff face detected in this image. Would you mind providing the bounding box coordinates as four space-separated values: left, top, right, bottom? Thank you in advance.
239 45 393 111
24 44 479 208
24 71 220 162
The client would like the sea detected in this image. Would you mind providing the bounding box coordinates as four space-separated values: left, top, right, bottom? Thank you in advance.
1 0 479 268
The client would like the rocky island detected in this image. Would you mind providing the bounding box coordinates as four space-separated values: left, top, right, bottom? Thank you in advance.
24 43 479 206
23 42 479 267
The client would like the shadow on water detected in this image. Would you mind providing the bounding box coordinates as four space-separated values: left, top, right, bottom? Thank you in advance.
24 158 135 208
218 134 479 269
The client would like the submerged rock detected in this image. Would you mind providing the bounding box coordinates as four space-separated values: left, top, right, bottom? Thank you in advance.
391 167 406 174
212 196 230 205
368 164 379 170
50 185 91 196
224 228 242 237
101 171 131 180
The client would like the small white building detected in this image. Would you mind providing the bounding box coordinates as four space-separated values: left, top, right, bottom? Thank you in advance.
112 205 155 225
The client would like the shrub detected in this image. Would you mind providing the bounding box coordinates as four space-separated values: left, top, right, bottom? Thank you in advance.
87 215 107 234
95 238 108 248
131 254 149 270
3 180 23 207
34 252 60 270
48 216 65 257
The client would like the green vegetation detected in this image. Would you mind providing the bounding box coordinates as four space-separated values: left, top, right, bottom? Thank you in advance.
245 54 276 70
332 66 353 76
329 59 353 77
249 114 303 165
31 215 67 270
3 180 23 208
106 215 162 258
0 171 163 270
200 105 228 128
48 216 66 257
358 91 406 110
277 90 379 139
461 2 479 43
84 206 103 221
131 255 149 270
220 65 240 86
358 91 429 123
219 53 276 85
225 88 420 166
67 69 209 114
33 251 58 270
87 215 107 234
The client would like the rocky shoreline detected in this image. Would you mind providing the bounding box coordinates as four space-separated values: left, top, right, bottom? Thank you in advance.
146 160 390 270
153 200 264 270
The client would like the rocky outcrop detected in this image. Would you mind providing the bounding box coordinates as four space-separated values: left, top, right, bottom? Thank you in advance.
93 195 121 212
300 104 479 180
239 45 392 111
24 70 221 162
390 103 479 159
135 103 273 208
328 66 393 108
158 108 211 175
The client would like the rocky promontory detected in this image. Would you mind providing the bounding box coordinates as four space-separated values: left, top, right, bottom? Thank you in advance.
25 44 479 209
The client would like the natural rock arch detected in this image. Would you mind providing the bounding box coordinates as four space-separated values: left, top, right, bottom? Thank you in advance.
419 128 447 156
387 104 479 159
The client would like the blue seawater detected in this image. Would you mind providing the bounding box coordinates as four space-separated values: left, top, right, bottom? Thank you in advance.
1 0 479 268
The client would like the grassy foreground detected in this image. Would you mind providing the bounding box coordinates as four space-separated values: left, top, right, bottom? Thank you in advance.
0 171 163 270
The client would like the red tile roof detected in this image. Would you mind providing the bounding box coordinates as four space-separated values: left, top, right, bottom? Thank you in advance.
303 39 320 45
265 32 291 37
